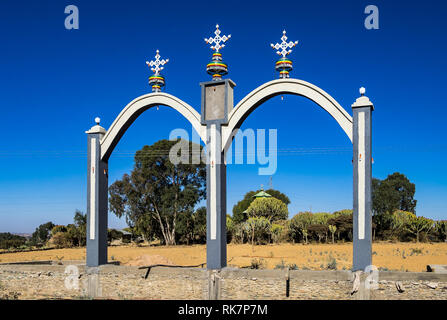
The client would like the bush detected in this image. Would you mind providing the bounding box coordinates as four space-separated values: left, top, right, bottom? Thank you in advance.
326 257 337 270
51 232 72 248
51 225 67 236
250 258 265 269
271 224 284 244
0 233 27 250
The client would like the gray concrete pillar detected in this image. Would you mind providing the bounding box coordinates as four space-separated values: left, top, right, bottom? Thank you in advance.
200 79 235 271
86 119 108 267
352 89 374 271
206 123 227 270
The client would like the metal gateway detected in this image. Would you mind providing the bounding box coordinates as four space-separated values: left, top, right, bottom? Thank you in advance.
85 25 374 272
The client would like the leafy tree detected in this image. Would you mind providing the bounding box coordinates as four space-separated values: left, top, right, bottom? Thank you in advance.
73 210 87 246
175 207 207 244
390 210 414 239
52 232 71 248
328 224 337 244
243 216 271 245
0 233 27 249
51 225 67 236
271 223 284 244
31 222 54 245
435 220 447 242
245 197 288 222
109 139 206 245
289 212 313 244
373 173 417 237
308 224 328 243
327 213 353 241
333 209 353 217
232 189 290 224
406 215 434 242
226 214 235 244
193 207 207 243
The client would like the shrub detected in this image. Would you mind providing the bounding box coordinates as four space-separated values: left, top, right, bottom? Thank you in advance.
326 257 337 270
250 258 265 269
51 232 72 248
271 224 284 244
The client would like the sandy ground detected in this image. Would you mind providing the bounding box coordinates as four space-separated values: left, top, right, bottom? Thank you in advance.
1 242 446 272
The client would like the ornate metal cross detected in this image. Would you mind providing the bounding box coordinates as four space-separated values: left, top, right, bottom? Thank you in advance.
270 30 298 58
204 24 231 52
146 50 169 75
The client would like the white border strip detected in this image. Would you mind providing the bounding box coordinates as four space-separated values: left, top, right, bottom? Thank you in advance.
210 124 217 240
90 138 96 240
358 112 365 240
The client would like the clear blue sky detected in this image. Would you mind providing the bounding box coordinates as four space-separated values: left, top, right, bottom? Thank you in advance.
0 0 446 233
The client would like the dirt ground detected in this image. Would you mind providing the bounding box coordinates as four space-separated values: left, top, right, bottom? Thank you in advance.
1 242 446 272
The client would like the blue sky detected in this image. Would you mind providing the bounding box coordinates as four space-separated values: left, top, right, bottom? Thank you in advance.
0 0 446 233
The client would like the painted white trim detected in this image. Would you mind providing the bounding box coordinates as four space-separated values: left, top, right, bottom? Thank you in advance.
90 138 96 240
210 124 217 240
222 78 353 152
100 92 206 160
358 112 365 240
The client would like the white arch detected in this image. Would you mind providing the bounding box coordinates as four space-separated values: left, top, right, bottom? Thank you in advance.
222 78 353 152
100 92 206 161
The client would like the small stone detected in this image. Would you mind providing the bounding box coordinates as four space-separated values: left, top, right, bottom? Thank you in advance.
251 278 257 281
426 282 438 289
47 272 53 277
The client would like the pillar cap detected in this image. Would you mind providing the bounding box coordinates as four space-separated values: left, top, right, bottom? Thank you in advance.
352 87 374 110
86 117 106 134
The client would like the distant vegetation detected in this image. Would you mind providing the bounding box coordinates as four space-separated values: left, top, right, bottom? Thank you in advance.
2 140 446 251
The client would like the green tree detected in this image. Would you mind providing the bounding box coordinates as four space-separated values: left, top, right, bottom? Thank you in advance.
73 210 87 246
109 139 206 246
193 207 207 243
390 210 414 239
289 212 313 244
0 233 27 250
435 220 447 242
373 173 417 238
271 223 284 244
308 224 327 243
406 215 434 242
51 225 67 236
52 232 71 248
327 212 353 241
31 222 55 245
243 216 271 246
245 197 288 222
66 224 80 247
232 189 290 224
328 225 337 244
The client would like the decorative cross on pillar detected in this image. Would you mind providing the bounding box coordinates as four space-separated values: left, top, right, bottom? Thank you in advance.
204 24 231 81
146 50 169 92
270 30 299 78
352 87 374 271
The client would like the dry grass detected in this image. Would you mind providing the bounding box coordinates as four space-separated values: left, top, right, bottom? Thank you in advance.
1 242 446 272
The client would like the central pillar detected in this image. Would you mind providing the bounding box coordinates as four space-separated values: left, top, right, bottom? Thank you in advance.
201 79 235 270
